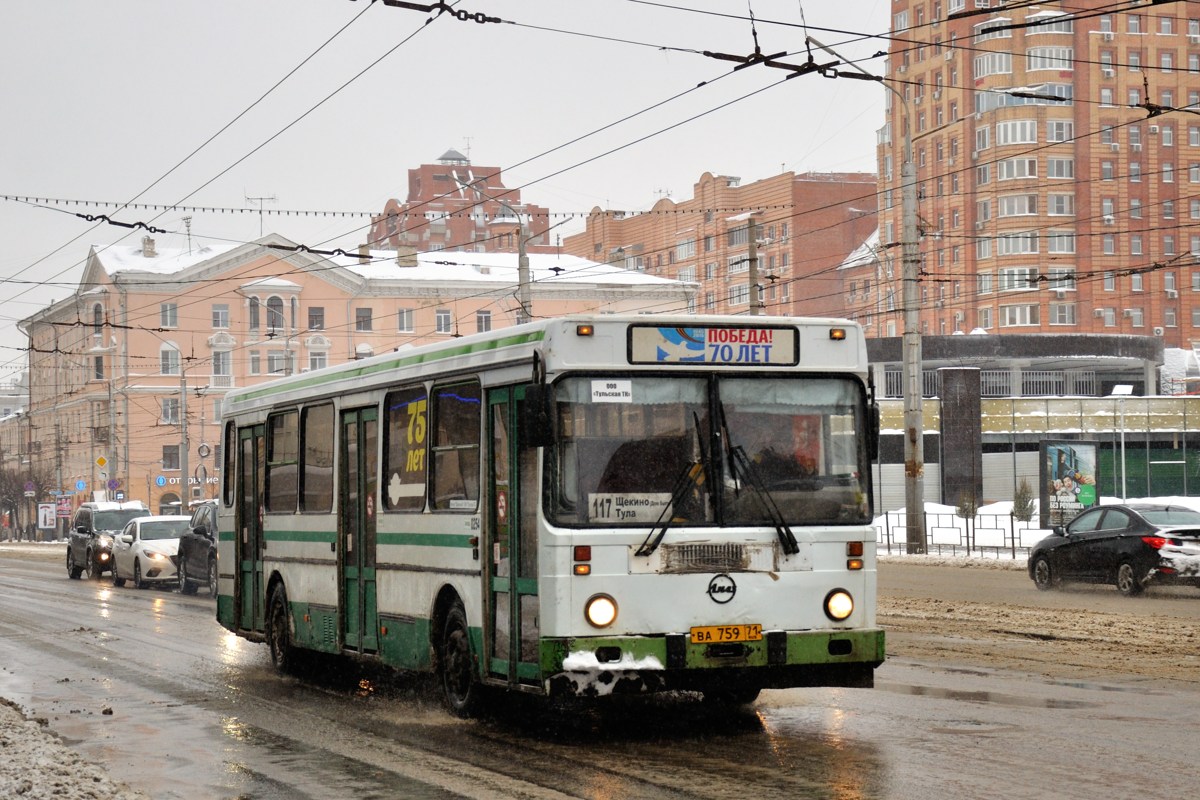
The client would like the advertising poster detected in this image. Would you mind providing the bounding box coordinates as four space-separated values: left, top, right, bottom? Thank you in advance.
1039 440 1099 529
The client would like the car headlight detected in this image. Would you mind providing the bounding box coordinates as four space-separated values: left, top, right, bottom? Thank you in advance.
584 594 618 628
143 551 167 562
97 535 113 548
824 589 854 621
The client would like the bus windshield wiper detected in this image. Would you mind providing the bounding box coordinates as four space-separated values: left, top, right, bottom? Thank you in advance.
635 414 712 557
719 403 799 556
727 444 800 555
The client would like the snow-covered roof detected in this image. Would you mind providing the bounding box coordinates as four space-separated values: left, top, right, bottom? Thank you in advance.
836 229 881 271
333 249 690 288
93 243 238 276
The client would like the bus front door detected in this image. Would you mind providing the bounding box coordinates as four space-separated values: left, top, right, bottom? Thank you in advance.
339 407 379 654
236 425 265 632
486 387 540 688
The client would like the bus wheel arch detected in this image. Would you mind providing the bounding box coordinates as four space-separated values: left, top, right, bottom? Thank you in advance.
433 588 482 717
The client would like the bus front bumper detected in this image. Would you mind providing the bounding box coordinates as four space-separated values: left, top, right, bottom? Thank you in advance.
542 628 885 698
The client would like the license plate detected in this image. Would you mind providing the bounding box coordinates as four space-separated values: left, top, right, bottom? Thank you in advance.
690 624 763 644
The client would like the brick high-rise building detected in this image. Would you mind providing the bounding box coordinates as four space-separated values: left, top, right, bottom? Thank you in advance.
562 171 877 317
367 149 556 255
868 0 1200 345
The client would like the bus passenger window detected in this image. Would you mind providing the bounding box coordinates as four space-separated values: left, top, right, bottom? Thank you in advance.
384 388 428 511
431 383 481 511
300 404 334 512
265 410 298 512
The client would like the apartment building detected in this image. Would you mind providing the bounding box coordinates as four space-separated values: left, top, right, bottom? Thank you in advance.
866 0 1200 345
562 170 877 317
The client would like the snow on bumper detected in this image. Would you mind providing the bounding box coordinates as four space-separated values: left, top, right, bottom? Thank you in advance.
542 629 885 698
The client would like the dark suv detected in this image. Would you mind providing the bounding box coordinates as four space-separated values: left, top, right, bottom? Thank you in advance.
67 502 150 580
178 499 219 597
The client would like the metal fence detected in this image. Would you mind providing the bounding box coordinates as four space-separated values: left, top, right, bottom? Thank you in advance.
874 510 1050 560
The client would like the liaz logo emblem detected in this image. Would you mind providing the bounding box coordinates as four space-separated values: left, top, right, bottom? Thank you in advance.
706 573 736 604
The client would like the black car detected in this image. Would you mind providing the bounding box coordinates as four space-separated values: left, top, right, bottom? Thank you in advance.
1028 503 1200 596
177 500 219 597
66 502 151 579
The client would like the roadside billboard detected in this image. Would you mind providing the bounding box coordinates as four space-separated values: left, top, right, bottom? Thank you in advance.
1039 440 1099 529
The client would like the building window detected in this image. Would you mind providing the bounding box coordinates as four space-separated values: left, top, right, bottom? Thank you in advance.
162 398 180 425
397 308 414 332
355 308 373 332
163 445 180 470
266 296 284 332
93 355 104 381
92 304 104 338
977 272 993 294
267 351 292 376
999 267 1039 292
1000 303 1040 327
435 309 452 334
1047 231 1076 253
1046 120 1073 141
1046 158 1074 179
308 306 325 330
248 297 260 331
728 283 749 306
1026 47 1072 72
249 350 260 375
476 310 491 333
212 350 231 379
1132 273 1144 291
212 304 229 329
1049 303 1076 325
1047 194 1074 216
160 345 180 375
309 352 327 372
161 303 178 328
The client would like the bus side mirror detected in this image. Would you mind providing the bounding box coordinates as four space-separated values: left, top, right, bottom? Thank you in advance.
867 403 880 462
520 384 554 448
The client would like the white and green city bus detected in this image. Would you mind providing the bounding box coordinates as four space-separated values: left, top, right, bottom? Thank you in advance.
216 314 884 714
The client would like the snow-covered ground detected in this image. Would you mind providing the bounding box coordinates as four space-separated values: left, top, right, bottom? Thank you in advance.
874 495 1200 559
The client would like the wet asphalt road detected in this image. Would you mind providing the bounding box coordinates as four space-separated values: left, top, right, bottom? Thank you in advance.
1 553 1197 799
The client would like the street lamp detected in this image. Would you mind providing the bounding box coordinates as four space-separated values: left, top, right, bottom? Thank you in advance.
808 36 924 552
1110 384 1133 500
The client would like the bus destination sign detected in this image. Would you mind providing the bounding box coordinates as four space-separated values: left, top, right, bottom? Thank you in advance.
628 325 798 366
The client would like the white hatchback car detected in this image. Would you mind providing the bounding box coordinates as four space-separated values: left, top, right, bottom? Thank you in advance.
111 515 192 589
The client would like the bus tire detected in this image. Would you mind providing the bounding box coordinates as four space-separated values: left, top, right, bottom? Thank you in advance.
268 583 299 673
440 602 481 718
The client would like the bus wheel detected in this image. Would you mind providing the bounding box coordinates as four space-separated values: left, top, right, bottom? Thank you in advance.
440 602 481 718
268 584 298 673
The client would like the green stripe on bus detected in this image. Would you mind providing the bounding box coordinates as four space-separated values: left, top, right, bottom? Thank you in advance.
377 532 475 548
264 530 336 543
235 330 546 402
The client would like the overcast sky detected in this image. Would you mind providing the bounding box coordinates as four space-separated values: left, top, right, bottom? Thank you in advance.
0 0 890 383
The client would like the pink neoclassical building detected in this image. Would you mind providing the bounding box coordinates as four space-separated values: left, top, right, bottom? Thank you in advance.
16 234 694 526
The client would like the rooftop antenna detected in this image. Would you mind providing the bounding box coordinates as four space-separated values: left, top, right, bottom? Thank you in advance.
462 136 473 160
245 194 277 237
183 216 193 255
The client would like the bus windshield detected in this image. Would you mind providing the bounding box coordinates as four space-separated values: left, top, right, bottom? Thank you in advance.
547 375 869 528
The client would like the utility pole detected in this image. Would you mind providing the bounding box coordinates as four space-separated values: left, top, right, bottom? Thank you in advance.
517 222 531 325
180 372 189 513
748 216 762 316
808 36 924 552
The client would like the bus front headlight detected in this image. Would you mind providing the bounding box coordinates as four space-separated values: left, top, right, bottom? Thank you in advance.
584 594 618 628
824 589 854 621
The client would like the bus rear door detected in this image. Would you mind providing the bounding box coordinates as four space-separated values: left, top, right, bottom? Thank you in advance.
236 425 265 632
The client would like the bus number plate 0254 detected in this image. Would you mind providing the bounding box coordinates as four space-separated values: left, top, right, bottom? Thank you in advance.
690 624 763 644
